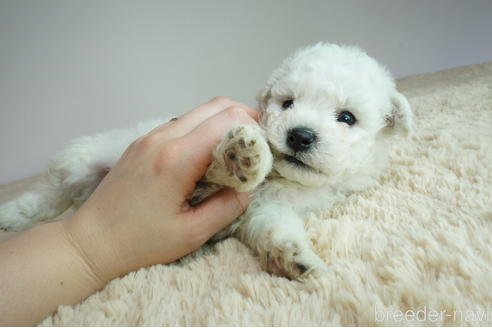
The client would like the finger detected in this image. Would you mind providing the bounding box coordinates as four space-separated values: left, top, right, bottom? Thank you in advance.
183 189 250 240
148 97 260 140
178 97 260 133
178 106 259 182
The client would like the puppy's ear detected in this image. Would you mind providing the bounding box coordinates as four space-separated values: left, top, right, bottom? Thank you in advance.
256 83 272 110
256 65 285 110
384 91 414 136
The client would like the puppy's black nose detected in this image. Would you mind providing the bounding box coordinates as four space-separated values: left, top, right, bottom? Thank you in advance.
287 127 317 152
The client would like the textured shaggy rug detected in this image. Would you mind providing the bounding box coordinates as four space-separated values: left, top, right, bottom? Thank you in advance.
1 62 491 326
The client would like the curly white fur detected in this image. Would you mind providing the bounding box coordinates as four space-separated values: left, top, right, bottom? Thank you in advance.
0 43 413 280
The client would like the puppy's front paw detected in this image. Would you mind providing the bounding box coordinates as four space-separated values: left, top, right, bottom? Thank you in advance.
206 125 272 192
266 239 328 280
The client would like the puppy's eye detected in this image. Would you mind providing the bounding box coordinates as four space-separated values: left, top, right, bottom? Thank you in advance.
337 111 357 126
281 99 294 110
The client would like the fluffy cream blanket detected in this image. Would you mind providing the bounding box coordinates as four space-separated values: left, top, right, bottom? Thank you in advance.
1 63 491 326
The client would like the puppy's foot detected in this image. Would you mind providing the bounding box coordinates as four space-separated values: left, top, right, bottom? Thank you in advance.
265 239 328 280
0 199 35 232
206 125 272 192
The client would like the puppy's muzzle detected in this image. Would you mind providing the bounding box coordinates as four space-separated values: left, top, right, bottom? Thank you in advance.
287 127 317 152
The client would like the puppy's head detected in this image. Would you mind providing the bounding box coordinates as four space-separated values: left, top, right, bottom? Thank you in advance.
257 43 413 189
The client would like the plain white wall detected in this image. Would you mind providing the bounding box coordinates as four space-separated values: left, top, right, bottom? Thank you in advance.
1 0 491 183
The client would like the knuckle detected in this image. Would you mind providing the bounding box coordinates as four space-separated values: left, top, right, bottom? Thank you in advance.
225 106 257 125
128 136 143 150
210 96 231 105
134 133 159 151
224 105 248 121
152 142 182 174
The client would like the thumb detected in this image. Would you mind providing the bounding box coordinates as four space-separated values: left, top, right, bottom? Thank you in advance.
184 188 250 239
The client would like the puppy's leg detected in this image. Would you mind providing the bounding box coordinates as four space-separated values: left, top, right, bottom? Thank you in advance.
0 119 164 231
236 203 328 280
0 175 72 231
0 140 112 231
189 124 272 205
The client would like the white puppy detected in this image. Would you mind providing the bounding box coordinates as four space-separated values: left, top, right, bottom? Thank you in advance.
0 43 412 279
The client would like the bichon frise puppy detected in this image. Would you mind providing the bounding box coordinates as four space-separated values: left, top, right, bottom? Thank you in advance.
0 43 412 279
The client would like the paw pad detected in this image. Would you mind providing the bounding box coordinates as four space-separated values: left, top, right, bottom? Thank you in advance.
295 263 308 274
227 152 236 161
241 157 251 168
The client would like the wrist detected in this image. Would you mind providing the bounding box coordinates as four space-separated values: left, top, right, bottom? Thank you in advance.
61 209 129 287
0 220 111 325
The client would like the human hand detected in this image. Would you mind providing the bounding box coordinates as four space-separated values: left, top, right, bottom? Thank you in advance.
63 97 260 284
